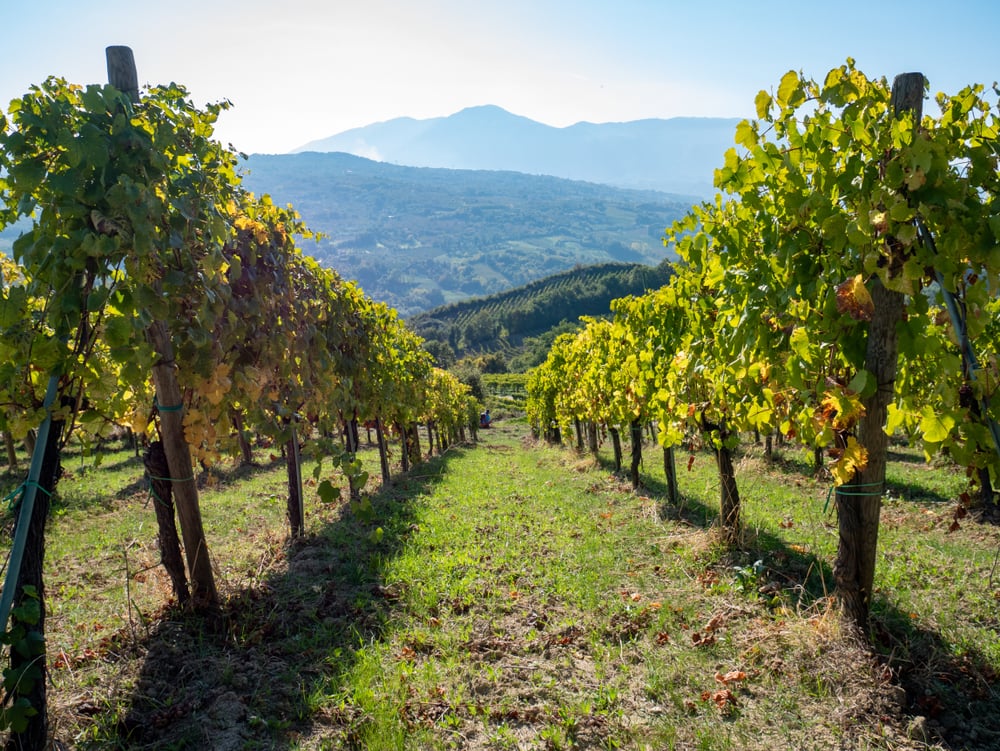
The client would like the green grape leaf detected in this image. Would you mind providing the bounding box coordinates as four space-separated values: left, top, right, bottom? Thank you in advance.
776 70 805 108
919 406 955 444
317 479 340 504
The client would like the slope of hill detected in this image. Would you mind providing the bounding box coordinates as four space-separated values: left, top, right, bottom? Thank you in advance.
408 261 674 370
240 152 691 316
296 105 739 197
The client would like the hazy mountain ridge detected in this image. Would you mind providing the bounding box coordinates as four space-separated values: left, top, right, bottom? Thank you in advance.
240 152 692 316
295 105 739 197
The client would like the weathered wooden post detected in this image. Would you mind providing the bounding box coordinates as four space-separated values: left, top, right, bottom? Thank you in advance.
285 423 305 537
629 419 642 489
3 432 18 471
107 45 219 610
143 441 190 604
375 417 391 486
663 445 678 504
833 72 923 633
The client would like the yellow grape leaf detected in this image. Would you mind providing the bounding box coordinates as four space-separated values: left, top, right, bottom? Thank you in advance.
755 90 773 120
919 405 955 444
129 408 149 437
818 388 866 431
835 275 874 321
830 437 868 486
885 403 909 436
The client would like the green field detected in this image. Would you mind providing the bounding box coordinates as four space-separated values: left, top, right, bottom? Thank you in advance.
2 423 998 749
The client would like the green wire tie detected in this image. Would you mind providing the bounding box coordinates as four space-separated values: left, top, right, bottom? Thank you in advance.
144 473 195 510
3 481 52 511
146 474 195 483
824 482 884 513
156 402 184 413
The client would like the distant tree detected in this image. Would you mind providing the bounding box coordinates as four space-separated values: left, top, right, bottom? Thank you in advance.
451 362 485 402
477 353 509 374
422 339 456 368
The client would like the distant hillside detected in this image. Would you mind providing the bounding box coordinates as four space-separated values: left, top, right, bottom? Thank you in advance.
408 261 674 370
296 105 739 197
240 152 691 316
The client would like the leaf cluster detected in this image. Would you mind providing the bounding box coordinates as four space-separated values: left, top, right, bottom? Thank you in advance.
528 61 1000 488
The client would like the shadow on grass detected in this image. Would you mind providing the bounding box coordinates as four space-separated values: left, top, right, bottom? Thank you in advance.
196 454 287 488
54 451 289 514
102 446 466 749
870 599 1000 748
886 447 929 465
637 444 997 748
884 478 954 505
638 460 836 610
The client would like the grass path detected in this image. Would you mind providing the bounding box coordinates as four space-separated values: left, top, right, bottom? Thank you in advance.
7 421 1000 749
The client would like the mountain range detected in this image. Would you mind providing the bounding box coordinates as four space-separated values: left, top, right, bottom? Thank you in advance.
295 105 740 197
239 152 693 316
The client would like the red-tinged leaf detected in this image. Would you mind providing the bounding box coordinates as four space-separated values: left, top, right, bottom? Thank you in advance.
836 275 875 321
830 436 869 486
712 689 737 709
948 520 961 533
954 505 968 519
715 670 747 684
692 631 716 647
656 631 671 644
697 570 719 587
704 613 725 632
687 455 696 471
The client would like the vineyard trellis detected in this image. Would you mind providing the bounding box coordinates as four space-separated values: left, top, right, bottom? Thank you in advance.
0 46 478 745
527 63 1000 635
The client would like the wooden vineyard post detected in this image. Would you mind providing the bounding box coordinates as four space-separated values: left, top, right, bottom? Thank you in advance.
107 47 219 610
4 432 18 471
286 424 305 538
143 441 190 605
663 445 678 505
609 426 622 472
375 417 391 486
833 72 923 633
146 323 220 608
629 419 642 489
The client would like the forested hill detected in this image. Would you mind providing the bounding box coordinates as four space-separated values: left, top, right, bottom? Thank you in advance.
240 152 692 316
409 261 673 369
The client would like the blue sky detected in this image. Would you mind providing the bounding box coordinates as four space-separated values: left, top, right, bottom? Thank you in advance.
2 0 996 154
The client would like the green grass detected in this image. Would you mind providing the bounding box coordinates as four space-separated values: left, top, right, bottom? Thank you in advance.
1 425 998 749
